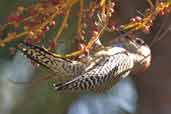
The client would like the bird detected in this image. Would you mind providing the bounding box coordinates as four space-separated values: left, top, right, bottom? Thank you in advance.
52 37 151 92
17 37 151 92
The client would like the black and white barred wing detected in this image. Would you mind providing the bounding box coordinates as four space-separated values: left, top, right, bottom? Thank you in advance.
18 42 86 79
53 49 134 92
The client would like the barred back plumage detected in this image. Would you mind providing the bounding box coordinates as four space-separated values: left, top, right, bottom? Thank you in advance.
53 48 134 91
18 37 151 92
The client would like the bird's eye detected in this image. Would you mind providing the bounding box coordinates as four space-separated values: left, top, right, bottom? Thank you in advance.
135 38 145 45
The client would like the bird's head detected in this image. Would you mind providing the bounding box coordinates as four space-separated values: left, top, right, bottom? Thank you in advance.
111 37 151 73
127 37 151 73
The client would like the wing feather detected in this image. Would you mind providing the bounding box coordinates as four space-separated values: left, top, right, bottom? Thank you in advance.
53 50 134 92
18 42 86 78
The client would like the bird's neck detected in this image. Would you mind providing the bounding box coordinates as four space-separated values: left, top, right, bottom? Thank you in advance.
130 53 151 73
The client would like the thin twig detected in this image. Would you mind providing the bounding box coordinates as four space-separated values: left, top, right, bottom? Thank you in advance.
53 8 71 44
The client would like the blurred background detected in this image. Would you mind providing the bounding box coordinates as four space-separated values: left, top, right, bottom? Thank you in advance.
0 0 171 114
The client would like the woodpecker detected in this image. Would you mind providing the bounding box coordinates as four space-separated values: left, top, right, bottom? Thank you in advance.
52 37 151 92
18 37 151 92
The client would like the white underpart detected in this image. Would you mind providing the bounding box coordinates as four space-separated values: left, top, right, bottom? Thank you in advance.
138 45 151 66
